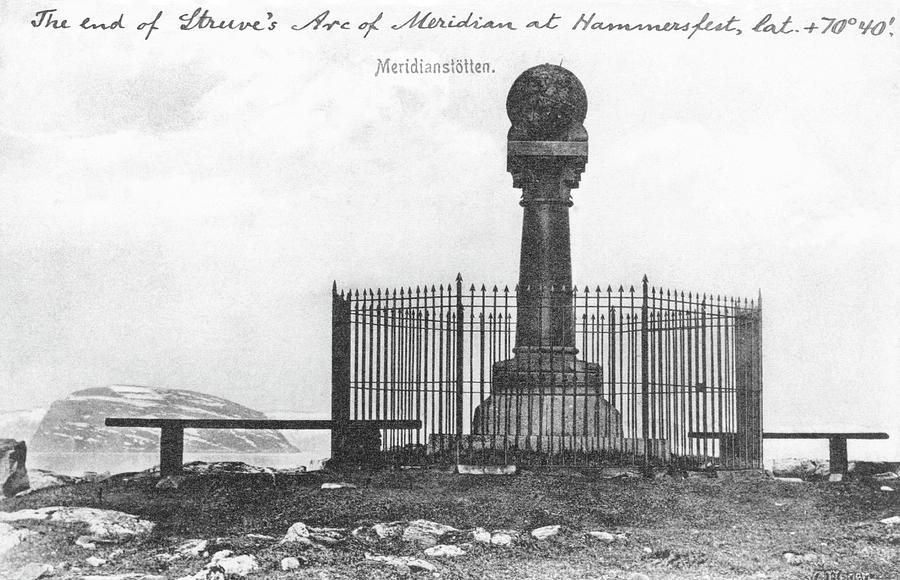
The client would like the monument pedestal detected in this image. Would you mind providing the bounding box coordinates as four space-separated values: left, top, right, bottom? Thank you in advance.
472 349 621 438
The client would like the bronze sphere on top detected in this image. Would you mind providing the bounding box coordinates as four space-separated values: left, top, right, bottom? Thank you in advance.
506 64 588 142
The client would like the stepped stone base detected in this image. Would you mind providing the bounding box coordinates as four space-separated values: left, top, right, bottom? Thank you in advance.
472 350 622 438
430 434 669 460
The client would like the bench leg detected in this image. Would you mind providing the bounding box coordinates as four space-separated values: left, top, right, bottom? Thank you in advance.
828 437 848 474
160 425 184 477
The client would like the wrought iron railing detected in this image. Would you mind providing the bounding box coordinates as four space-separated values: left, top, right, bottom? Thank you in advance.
331 276 762 469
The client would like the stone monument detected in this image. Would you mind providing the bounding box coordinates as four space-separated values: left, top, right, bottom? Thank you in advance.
472 65 622 445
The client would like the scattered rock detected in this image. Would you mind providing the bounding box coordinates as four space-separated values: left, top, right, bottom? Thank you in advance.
0 521 34 556
1 439 30 497
588 531 616 543
873 472 899 480
83 471 113 483
881 486 895 492
402 519 458 548
280 556 305 571
9 562 53 580
17 469 81 496
773 477 805 484
76 535 98 549
175 538 208 557
281 522 312 543
321 482 356 490
156 475 187 489
365 552 436 572
372 521 406 539
456 464 516 475
772 458 829 479
86 556 107 567
828 473 843 482
424 544 466 557
880 516 900 525
281 522 344 548
470 527 491 544
208 552 258 577
531 525 560 540
0 506 154 543
490 532 513 546
598 467 641 479
51 507 155 542
782 551 817 565
79 575 166 580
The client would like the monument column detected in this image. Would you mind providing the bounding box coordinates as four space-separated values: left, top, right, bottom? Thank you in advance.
472 65 621 443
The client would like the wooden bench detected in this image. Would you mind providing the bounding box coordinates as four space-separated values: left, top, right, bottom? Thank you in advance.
689 431 889 475
105 418 421 476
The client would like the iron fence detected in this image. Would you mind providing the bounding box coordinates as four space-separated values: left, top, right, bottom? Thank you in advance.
331 276 762 469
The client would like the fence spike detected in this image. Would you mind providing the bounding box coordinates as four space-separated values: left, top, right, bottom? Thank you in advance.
376 288 381 298
504 285 510 293
431 284 436 292
492 285 498 293
642 273 649 284
332 280 337 295
595 285 602 292
629 285 635 293
400 287 405 297
456 272 463 282
618 284 624 293
607 285 613 293
470 283 476 292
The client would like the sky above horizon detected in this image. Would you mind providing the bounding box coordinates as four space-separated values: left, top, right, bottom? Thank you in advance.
1 0 898 459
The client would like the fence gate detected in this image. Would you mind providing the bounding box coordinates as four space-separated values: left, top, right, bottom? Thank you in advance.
331 276 762 469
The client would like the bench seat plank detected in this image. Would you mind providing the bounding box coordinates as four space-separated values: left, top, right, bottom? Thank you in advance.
687 431 889 475
105 417 422 476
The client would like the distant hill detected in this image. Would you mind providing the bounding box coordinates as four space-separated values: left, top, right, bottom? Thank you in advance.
30 385 298 453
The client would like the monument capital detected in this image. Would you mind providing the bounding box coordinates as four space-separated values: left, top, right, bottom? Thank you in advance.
506 64 589 196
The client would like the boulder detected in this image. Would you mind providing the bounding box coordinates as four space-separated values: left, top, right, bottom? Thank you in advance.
321 482 356 490
0 506 154 543
772 458 829 479
490 532 513 546
588 531 616 543
280 556 304 570
9 562 53 580
401 519 458 548
0 521 34 556
424 544 466 557
531 525 560 540
1 439 30 497
470 527 491 543
365 552 436 572
372 521 406 539
24 469 80 493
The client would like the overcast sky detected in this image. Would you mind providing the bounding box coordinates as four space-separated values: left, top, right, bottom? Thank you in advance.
1 0 898 459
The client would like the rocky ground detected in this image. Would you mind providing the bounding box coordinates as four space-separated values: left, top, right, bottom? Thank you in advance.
1 464 899 580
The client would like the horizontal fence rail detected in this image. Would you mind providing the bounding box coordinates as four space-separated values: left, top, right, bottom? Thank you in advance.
331 276 762 469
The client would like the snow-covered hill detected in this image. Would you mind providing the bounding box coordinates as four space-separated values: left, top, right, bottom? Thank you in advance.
30 385 298 453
